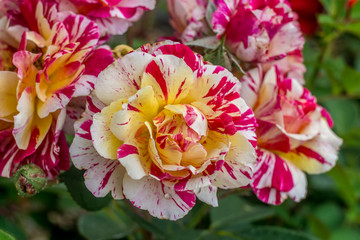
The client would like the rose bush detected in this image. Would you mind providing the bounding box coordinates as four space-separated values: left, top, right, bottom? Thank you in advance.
240 65 342 204
70 41 258 220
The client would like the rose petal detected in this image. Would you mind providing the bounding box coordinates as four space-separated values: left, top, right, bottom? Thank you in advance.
195 185 218 207
141 55 194 107
95 52 154 105
212 132 256 189
0 71 19 119
91 98 126 159
280 119 343 174
252 149 307 205
123 174 196 220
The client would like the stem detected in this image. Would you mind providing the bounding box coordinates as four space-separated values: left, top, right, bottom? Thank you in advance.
126 28 133 47
46 177 60 187
307 31 341 89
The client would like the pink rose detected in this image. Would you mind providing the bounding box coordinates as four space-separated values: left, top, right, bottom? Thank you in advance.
70 41 257 220
167 0 305 80
212 0 305 63
167 0 208 42
0 0 113 178
59 0 156 37
240 65 342 205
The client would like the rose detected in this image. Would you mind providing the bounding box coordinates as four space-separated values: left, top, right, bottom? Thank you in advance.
348 0 359 8
212 0 304 63
70 41 257 220
58 0 156 37
289 0 322 35
0 0 113 178
166 0 208 42
166 0 305 80
240 65 342 205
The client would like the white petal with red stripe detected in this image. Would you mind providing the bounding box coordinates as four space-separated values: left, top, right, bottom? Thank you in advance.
123 174 196 220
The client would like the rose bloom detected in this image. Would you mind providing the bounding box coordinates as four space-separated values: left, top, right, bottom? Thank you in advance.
262 49 306 83
348 0 359 8
240 65 342 204
167 0 305 80
0 72 69 177
166 0 208 42
58 0 156 37
289 0 322 35
0 0 113 177
70 41 257 220
212 0 305 63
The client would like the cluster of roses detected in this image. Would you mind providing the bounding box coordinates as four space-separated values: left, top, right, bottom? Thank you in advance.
0 0 342 221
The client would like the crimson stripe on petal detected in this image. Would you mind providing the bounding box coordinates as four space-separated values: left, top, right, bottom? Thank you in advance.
117 144 139 159
145 60 168 101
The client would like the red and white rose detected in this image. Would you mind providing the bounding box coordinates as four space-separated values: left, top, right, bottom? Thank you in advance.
0 0 113 178
58 0 156 37
166 0 208 42
70 41 258 220
241 65 342 205
167 0 305 80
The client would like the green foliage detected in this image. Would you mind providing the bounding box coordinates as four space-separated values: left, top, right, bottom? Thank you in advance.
341 65 360 95
0 229 16 240
60 166 112 211
78 203 136 240
232 226 319 240
210 196 274 230
0 216 26 240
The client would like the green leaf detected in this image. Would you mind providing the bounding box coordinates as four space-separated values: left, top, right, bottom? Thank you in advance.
318 14 338 28
118 201 168 238
0 216 26 240
78 205 136 240
210 196 274 230
60 165 112 211
319 0 332 14
330 228 360 240
228 52 246 75
65 134 75 146
204 43 224 66
327 165 357 207
168 229 209 240
0 229 16 240
307 215 331 240
206 1 216 29
321 99 360 135
341 65 360 95
314 202 344 229
350 2 360 18
186 36 220 50
346 22 360 37
234 226 319 240
322 57 345 95
204 40 233 70
132 38 147 49
342 127 360 147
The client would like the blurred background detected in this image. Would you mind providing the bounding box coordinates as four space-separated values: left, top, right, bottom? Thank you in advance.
1 0 360 239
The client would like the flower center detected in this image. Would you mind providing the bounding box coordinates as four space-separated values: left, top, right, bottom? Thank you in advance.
153 105 208 168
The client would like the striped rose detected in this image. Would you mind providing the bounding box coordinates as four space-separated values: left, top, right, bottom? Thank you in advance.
0 0 113 178
70 41 257 220
240 65 342 205
58 0 156 37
